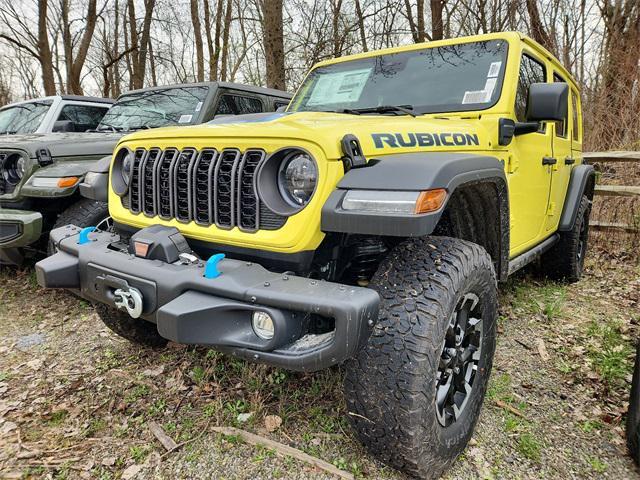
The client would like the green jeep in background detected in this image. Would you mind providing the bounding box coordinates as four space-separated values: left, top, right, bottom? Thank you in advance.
0 82 291 265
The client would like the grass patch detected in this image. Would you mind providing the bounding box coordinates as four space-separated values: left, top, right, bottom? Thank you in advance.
517 432 542 462
588 456 607 473
585 319 633 387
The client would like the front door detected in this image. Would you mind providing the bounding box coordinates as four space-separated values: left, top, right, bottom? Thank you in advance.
508 52 553 255
544 73 573 232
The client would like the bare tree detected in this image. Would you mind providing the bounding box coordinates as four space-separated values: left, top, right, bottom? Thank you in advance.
61 0 99 94
262 0 285 89
190 0 205 81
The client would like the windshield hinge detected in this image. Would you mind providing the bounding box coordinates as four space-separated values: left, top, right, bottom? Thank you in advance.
341 134 367 171
36 148 53 167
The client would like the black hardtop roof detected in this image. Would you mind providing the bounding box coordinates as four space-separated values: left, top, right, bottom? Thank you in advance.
117 81 292 100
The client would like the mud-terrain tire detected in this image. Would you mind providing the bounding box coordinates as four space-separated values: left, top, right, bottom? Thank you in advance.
95 302 168 348
344 236 498 479
540 195 591 283
627 344 640 465
48 198 110 255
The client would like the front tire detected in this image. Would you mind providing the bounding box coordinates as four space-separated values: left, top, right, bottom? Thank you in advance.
48 198 111 255
95 302 168 348
344 236 498 479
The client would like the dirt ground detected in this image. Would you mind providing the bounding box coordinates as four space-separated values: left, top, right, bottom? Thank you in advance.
1 248 639 480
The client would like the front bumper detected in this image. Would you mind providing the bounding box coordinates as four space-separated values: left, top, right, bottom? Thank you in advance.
36 225 379 371
0 208 43 248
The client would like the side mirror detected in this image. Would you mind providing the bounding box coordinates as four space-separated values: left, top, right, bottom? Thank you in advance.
52 120 76 132
526 82 568 122
275 105 287 112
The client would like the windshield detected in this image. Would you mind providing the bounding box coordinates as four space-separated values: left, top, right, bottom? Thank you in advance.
97 86 209 131
0 100 53 134
289 40 508 115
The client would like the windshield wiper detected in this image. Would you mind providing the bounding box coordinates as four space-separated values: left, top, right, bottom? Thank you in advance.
338 105 418 117
0 130 17 134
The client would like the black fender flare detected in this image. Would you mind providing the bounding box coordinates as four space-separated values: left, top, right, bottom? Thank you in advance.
78 155 112 202
558 163 596 231
321 152 510 279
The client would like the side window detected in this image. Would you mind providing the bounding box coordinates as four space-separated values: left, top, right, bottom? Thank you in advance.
515 54 546 123
57 104 109 131
215 94 263 115
552 73 568 137
571 91 580 142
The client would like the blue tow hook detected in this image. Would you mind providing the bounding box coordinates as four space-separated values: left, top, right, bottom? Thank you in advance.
77 226 96 245
204 253 226 279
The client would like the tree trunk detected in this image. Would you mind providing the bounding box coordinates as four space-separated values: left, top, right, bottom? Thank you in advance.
190 0 204 82
203 0 215 80
65 0 98 94
417 0 425 42
354 0 368 52
37 0 56 95
262 0 285 90
128 0 155 89
430 0 444 41
526 0 554 53
219 0 232 81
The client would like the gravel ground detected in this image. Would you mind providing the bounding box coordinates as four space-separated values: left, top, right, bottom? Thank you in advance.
0 252 639 480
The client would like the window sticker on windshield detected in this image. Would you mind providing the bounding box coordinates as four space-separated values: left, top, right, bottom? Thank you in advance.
178 114 193 123
306 68 372 106
462 77 497 104
195 102 202 112
487 61 502 78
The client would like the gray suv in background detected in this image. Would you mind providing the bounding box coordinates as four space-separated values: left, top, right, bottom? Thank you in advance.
0 96 113 135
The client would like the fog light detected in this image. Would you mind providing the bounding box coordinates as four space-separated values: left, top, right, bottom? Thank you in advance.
252 311 275 340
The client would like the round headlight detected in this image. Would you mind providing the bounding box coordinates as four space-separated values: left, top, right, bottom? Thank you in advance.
1 154 25 185
278 152 317 207
121 151 133 185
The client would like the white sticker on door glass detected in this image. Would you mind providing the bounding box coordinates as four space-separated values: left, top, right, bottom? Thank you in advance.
178 114 193 123
487 61 502 78
306 68 372 106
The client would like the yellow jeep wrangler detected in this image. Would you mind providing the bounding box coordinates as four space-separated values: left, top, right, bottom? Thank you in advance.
37 32 595 478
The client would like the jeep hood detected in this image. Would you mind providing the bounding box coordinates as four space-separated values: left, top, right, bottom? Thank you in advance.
118 112 491 159
0 131 123 159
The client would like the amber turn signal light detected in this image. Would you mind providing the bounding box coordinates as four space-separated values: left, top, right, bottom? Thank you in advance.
57 177 79 188
415 189 447 214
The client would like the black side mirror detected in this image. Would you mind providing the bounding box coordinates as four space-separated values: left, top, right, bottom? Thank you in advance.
52 120 76 132
526 82 569 122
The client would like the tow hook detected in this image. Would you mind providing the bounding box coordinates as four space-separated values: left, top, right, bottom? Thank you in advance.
114 287 144 318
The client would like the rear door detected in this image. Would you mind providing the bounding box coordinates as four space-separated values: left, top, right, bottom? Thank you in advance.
544 72 573 232
508 51 554 253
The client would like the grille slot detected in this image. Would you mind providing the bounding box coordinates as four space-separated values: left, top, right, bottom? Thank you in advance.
214 149 241 229
129 149 146 213
125 147 286 232
141 148 161 216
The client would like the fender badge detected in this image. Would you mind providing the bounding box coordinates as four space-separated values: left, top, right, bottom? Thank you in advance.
77 226 96 245
204 253 226 279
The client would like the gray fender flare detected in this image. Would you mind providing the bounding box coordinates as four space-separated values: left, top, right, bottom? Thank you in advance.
558 164 596 231
79 155 112 202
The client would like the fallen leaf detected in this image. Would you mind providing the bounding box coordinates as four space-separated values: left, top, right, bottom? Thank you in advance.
121 464 143 479
264 414 282 432
536 338 550 361
237 412 253 423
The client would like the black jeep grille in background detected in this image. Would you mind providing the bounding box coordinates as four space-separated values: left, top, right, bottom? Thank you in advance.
0 152 8 195
124 147 287 232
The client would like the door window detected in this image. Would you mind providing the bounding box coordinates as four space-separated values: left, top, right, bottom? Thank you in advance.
215 95 263 115
552 73 568 138
58 104 109 131
515 54 546 123
571 91 580 142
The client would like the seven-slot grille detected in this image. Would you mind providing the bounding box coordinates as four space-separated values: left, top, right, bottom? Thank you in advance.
123 147 286 232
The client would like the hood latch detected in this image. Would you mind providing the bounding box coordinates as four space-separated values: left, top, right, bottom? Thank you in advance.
341 134 367 171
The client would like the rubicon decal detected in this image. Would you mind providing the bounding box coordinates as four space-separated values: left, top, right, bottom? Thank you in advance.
372 132 480 148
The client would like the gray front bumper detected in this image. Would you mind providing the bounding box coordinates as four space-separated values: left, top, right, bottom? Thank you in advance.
36 225 379 371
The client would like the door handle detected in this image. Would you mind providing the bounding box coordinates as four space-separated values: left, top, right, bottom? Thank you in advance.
564 156 575 165
542 156 557 166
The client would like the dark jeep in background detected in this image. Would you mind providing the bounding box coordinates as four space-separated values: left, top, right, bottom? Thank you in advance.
0 82 291 265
